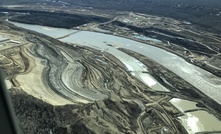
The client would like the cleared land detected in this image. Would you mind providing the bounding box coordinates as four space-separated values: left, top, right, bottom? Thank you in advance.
0 6 221 134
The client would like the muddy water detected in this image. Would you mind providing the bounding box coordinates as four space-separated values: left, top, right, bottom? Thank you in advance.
178 110 221 134
170 98 221 133
10 21 76 38
106 47 169 91
169 98 199 112
10 22 221 104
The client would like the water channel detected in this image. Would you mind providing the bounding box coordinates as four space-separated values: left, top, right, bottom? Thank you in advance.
10 21 221 105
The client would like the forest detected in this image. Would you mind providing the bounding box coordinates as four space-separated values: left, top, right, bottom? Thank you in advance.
9 11 109 28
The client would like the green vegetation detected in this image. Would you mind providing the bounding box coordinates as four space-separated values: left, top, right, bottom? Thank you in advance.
10 14 88 28
9 12 109 28
0 0 41 4
0 13 5 17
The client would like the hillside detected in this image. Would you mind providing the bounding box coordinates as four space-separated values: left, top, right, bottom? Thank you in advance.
1 0 221 33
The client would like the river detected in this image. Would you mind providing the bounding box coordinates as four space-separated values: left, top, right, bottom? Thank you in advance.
10 21 221 105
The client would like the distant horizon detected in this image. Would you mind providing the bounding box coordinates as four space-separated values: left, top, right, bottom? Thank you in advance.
1 0 221 32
